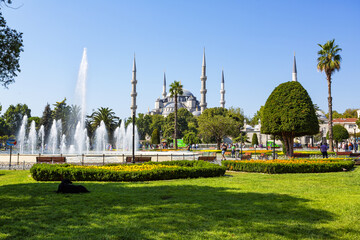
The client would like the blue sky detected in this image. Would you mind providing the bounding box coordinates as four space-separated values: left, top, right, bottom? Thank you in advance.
0 0 359 120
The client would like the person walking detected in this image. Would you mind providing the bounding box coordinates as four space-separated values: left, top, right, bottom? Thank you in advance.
221 143 227 160
320 142 328 158
231 144 236 158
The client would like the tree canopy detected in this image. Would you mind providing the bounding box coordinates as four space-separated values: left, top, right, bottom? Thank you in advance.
261 81 319 156
0 5 23 88
198 107 243 149
327 124 349 145
3 103 30 134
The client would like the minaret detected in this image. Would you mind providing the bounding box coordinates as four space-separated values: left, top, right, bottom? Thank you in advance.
130 54 137 163
162 72 167 98
130 55 137 116
200 48 207 113
292 53 297 82
220 69 225 108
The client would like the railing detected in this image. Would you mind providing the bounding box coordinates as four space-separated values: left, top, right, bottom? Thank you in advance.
0 152 206 170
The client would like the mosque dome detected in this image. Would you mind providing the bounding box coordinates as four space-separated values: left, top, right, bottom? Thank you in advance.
166 89 195 98
316 110 327 121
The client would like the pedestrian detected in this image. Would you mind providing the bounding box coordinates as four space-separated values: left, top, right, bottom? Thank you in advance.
231 144 235 158
320 142 328 158
221 143 227 160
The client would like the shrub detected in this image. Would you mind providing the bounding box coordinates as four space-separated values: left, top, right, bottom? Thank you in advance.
30 160 226 182
222 159 354 174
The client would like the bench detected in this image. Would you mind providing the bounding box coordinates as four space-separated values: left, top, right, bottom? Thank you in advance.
125 157 152 163
337 152 352 156
350 153 360 157
198 156 217 161
241 155 251 160
36 157 66 163
292 153 310 158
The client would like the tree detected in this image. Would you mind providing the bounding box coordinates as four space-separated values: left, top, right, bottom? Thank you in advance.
151 128 160 144
28 116 40 129
198 108 240 149
183 131 198 146
342 109 358 118
261 81 319 157
249 106 264 126
150 114 165 134
327 125 349 149
0 117 10 135
251 133 259 146
163 108 198 139
234 132 249 144
317 39 342 152
3 103 31 134
0 3 24 88
39 103 53 140
89 107 119 134
136 113 152 140
169 81 183 149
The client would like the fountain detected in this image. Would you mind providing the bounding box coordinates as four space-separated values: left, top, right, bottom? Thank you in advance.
38 125 45 154
17 115 28 154
12 48 140 156
94 121 108 153
28 121 37 154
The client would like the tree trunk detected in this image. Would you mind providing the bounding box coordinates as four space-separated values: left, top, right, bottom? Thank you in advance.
327 73 334 152
282 133 294 157
174 94 178 150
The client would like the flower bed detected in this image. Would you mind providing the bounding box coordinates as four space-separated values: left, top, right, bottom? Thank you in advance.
221 158 355 174
30 160 226 182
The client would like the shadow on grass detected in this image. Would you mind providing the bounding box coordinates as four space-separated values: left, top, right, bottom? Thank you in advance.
0 182 350 239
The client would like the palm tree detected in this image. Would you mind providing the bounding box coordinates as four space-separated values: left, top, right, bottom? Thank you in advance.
317 39 342 152
89 107 119 140
169 81 183 149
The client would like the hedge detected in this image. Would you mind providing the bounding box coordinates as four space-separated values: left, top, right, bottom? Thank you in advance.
221 159 355 174
30 160 226 182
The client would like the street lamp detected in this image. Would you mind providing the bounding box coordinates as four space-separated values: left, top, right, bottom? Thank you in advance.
353 125 357 153
272 135 276 160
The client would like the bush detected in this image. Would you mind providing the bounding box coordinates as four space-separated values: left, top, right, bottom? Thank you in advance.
30 160 226 182
221 159 355 174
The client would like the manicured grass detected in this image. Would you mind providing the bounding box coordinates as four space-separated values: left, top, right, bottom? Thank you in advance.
1 167 360 239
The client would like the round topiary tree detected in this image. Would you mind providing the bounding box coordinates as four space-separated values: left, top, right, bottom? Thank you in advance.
261 81 319 157
251 133 259 146
151 128 160 144
327 124 349 148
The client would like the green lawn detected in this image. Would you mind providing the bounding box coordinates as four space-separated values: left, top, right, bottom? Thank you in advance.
1 167 360 240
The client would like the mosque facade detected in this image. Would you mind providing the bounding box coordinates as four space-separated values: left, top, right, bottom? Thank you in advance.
148 50 226 117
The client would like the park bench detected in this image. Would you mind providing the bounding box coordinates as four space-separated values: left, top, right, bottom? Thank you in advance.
350 153 360 157
292 153 310 158
336 152 352 156
125 157 152 163
36 157 66 163
241 155 251 160
198 156 217 161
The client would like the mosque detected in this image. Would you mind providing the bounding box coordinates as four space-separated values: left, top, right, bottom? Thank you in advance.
147 50 226 116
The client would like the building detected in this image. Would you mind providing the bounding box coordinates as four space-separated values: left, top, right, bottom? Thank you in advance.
148 49 226 117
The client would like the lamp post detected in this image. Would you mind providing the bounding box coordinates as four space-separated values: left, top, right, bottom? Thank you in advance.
272 135 276 160
240 133 243 159
353 125 357 153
